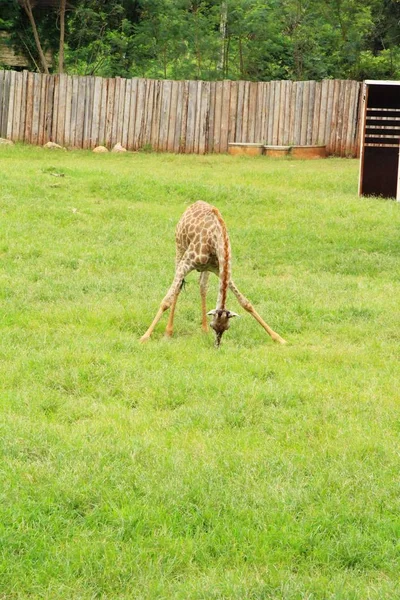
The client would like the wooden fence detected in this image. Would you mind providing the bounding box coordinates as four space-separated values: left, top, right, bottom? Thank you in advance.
0 70 362 156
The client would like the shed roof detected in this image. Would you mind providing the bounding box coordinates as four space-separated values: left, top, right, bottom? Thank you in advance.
364 80 400 86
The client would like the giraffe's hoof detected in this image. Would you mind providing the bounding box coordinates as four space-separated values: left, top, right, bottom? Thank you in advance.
139 335 150 343
274 336 287 344
164 330 173 338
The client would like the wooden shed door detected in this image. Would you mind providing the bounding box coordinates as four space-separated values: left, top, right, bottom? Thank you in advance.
360 83 400 199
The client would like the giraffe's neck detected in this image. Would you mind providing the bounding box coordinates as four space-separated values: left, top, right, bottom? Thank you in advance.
212 208 231 310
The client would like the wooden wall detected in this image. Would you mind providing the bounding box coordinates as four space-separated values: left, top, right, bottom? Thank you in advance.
0 71 362 156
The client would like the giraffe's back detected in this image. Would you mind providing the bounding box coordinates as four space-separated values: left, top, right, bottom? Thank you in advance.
175 201 226 271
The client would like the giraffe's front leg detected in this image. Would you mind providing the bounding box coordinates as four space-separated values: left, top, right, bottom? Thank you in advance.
199 271 210 332
228 280 287 344
140 256 193 343
165 294 179 337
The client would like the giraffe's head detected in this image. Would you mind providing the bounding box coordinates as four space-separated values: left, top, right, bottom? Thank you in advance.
207 309 239 347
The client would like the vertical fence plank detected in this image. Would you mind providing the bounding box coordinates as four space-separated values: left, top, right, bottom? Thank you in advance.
105 78 115 149
179 80 189 153
116 77 126 145
50 75 58 142
318 79 329 146
246 82 257 143
185 80 198 153
340 80 350 156
311 81 322 145
306 80 315 145
353 82 362 157
44 74 54 144
267 82 275 144
110 77 121 147
69 76 78 147
98 77 108 147
159 79 171 152
24 71 35 143
278 80 287 146
300 80 309 146
213 81 223 152
262 82 270 143
219 80 231 152
207 81 216 152
0 71 4 137
87 76 95 148
38 74 48 146
11 71 22 141
193 80 203 154
202 81 212 154
63 75 72 147
151 79 162 151
329 79 340 154
282 80 292 145
255 83 264 143
55 73 66 146
292 82 302 145
335 80 345 156
346 81 359 156
31 73 41 145
235 81 245 143
324 79 335 152
228 81 237 145
122 78 132 149
241 81 250 143
173 80 183 153
134 78 147 150
6 70 16 140
197 81 209 155
145 79 155 148
288 81 296 145
271 81 281 145
1 71 10 139
76 76 87 149
127 78 137 150
90 76 102 148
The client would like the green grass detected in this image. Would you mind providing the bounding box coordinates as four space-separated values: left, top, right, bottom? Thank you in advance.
1 145 400 599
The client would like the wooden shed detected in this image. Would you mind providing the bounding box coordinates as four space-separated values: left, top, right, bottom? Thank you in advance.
359 80 400 200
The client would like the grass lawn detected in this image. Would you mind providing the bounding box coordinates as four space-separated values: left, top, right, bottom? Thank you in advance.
1 145 400 599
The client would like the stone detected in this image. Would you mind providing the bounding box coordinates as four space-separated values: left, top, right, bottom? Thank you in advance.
112 143 127 153
0 138 14 145
93 145 109 153
43 141 65 150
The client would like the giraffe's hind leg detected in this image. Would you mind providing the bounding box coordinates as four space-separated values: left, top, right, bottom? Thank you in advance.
199 272 210 332
228 279 286 344
140 255 193 343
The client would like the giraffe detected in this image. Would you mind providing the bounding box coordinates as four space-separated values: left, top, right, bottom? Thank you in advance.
140 201 286 347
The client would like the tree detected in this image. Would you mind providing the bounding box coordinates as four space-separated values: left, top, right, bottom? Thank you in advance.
58 0 66 73
19 0 50 73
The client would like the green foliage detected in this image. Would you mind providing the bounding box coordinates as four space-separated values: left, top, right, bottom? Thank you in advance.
2 0 400 79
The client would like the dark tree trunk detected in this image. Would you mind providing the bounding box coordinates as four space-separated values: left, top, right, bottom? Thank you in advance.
59 0 66 73
21 0 50 74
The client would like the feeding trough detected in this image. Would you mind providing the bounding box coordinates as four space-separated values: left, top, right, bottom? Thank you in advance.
228 143 264 157
290 145 327 159
263 145 291 157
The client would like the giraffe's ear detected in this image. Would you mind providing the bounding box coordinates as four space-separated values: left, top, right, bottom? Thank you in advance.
207 309 217 316
227 311 239 318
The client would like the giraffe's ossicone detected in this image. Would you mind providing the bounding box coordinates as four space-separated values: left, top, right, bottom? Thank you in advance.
140 201 286 347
